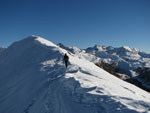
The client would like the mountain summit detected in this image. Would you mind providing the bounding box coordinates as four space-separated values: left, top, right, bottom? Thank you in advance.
0 36 150 113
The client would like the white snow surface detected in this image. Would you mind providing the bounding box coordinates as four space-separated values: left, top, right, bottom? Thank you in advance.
0 36 150 113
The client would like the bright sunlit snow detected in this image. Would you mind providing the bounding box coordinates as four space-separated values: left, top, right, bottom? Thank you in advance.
0 36 150 113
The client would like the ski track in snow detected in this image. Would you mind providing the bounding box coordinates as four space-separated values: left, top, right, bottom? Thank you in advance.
44 69 137 113
44 66 66 113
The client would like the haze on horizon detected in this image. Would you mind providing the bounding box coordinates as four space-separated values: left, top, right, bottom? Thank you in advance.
0 0 149 53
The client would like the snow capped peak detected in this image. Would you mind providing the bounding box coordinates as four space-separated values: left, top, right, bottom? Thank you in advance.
106 46 114 50
9 35 58 51
93 44 106 51
94 44 99 48
94 44 106 48
122 46 132 51
26 35 58 47
35 36 57 47
132 48 139 52
27 35 39 39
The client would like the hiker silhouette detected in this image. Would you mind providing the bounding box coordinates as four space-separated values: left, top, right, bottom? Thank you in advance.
63 53 69 68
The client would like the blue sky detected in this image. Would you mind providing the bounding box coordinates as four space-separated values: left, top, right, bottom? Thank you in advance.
0 0 150 52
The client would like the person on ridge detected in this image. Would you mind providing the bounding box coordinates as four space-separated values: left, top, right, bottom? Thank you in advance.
63 53 69 69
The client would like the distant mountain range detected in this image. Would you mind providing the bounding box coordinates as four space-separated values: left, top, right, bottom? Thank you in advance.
86 44 150 70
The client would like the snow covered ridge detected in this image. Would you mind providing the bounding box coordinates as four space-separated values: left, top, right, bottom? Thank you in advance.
35 36 58 47
58 43 150 92
0 36 150 113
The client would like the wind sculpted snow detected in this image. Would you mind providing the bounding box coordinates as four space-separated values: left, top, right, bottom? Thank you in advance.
0 36 150 113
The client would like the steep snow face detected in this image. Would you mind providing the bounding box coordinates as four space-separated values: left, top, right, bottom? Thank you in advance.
0 36 150 113
35 36 58 47
123 46 133 52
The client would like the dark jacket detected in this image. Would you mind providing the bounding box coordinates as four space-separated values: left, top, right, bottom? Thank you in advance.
63 54 69 62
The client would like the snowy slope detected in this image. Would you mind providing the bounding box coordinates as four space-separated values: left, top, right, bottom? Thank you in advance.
0 36 150 113
59 44 150 91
